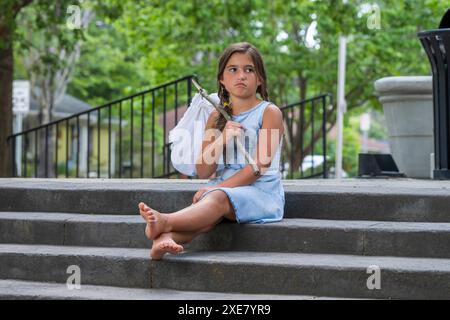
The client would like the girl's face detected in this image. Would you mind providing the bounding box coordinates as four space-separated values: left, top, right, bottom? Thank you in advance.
220 52 262 101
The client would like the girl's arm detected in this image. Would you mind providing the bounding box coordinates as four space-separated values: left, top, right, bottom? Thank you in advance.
196 111 247 179
217 104 284 188
196 111 222 178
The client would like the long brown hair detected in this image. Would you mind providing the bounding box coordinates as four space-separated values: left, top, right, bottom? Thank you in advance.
216 42 269 131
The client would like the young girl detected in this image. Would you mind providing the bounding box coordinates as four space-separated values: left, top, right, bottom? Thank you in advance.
138 42 285 260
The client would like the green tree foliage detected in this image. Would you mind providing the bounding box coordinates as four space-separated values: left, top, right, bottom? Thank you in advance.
3 0 128 177
6 0 449 177
114 0 445 108
67 20 148 107
109 0 445 176
0 0 33 177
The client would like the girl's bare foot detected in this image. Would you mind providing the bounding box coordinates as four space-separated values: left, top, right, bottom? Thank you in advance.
139 202 169 240
150 233 184 260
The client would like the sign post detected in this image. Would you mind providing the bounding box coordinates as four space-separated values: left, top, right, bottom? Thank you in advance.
12 80 30 177
335 35 347 179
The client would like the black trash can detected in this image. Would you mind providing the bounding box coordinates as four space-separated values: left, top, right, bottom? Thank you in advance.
417 9 450 179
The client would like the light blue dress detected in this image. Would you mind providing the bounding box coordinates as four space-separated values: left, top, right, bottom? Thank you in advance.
199 100 285 224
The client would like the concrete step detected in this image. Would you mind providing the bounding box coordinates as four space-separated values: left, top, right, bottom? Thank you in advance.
2 212 450 258
1 244 450 299
0 279 330 300
0 212 150 249
1 178 450 222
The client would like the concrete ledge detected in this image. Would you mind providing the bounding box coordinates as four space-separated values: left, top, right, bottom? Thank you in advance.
2 212 450 258
2 244 450 299
0 244 151 288
1 178 450 221
0 212 149 248
0 279 319 300
154 251 450 299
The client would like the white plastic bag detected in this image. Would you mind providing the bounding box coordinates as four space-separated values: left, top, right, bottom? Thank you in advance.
169 92 223 176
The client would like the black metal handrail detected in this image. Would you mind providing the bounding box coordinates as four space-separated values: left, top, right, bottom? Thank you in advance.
164 93 332 179
8 74 331 179
418 28 450 179
8 75 196 178
280 93 333 179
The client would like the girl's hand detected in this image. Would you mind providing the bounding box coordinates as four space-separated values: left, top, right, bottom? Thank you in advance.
222 121 245 144
193 186 216 204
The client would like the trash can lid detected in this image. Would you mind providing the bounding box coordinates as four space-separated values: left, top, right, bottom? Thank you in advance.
439 9 450 29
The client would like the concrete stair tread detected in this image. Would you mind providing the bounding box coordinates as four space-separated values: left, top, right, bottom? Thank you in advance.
0 243 149 259
3 212 450 259
3 178 450 193
3 211 450 232
0 211 141 223
2 243 450 272
2 178 450 221
2 245 450 298
166 251 450 272
2 179 450 299
0 279 337 300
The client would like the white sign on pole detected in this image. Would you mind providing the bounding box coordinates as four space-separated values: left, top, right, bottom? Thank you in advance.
13 80 30 114
12 80 30 177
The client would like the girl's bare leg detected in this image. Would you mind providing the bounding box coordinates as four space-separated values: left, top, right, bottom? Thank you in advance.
140 191 233 260
162 224 215 245
139 190 235 240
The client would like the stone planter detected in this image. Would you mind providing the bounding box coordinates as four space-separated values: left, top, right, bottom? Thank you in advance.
374 76 433 179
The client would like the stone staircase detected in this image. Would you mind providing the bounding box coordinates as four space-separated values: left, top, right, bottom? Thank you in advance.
1 178 450 300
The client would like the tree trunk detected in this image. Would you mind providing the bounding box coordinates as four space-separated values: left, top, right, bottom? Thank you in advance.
0 0 34 177
289 75 307 172
36 127 56 178
298 75 307 102
37 79 56 178
0 24 14 177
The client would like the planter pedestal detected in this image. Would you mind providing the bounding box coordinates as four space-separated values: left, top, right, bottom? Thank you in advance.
374 76 433 179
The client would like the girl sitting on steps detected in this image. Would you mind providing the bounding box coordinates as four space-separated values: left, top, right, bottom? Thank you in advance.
138 42 285 260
